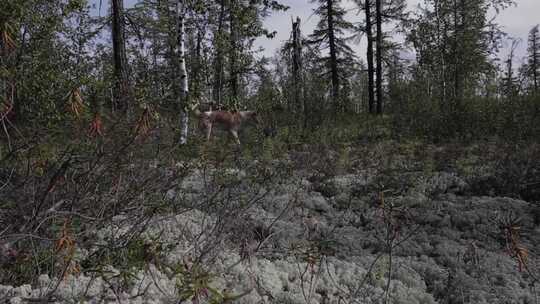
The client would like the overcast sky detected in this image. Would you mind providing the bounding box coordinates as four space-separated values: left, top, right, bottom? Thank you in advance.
252 0 540 63
93 0 540 63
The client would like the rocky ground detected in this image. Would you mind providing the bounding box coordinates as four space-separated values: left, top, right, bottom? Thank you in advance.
1 140 539 304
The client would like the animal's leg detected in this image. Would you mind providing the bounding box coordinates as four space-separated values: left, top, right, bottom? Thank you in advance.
206 124 213 141
230 130 241 145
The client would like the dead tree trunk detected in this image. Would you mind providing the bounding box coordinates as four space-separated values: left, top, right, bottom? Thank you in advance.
529 25 539 93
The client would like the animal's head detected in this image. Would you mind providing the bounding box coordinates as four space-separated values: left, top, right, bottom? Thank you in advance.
250 111 260 124
241 111 260 125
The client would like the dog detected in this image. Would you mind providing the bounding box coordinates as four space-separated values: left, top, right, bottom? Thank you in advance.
194 108 260 145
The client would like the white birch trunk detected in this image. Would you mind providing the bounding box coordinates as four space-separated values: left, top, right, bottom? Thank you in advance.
177 1 189 145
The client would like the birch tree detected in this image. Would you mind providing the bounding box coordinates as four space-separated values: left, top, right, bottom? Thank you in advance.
407 0 513 110
177 1 189 145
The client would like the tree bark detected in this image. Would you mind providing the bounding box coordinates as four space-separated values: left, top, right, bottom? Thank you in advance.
229 0 239 104
375 0 383 114
532 26 539 92
365 0 375 114
434 0 447 108
292 17 303 115
191 23 204 99
111 0 131 115
177 1 189 144
213 0 226 105
452 0 464 109
505 40 518 96
326 0 340 111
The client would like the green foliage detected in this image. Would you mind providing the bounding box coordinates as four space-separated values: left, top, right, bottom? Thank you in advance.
80 236 175 289
258 136 287 161
1 0 540 300
171 260 253 304
0 245 56 286
388 91 540 141
174 262 220 303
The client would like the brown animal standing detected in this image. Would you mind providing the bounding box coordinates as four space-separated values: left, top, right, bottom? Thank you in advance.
195 109 259 145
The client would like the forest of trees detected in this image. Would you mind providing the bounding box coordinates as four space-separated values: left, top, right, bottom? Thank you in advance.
0 0 538 145
2 1 540 301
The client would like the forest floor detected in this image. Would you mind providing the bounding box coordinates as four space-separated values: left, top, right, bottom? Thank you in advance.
1 129 540 303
